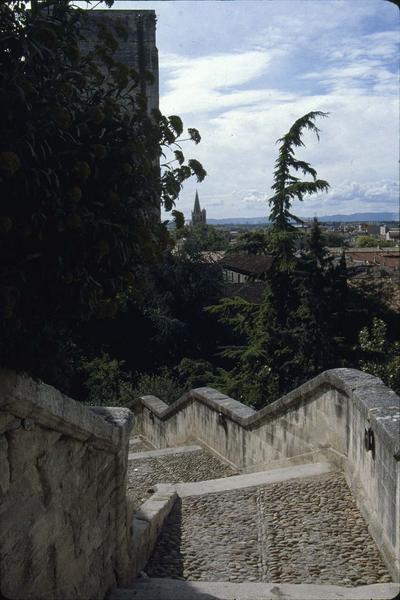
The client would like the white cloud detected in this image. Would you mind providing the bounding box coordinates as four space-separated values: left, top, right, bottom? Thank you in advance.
101 0 399 219
160 50 291 114
297 180 399 216
300 28 398 96
235 180 399 217
171 85 398 219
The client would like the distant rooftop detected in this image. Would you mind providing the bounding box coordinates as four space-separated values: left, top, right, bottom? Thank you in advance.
220 254 273 276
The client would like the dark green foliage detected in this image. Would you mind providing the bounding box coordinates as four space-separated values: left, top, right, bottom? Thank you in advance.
176 224 229 255
0 0 204 385
356 236 395 248
131 371 187 405
172 209 185 229
357 318 400 394
206 113 398 406
208 223 352 407
69 245 224 401
322 232 347 248
288 220 349 380
208 114 343 407
174 358 218 390
228 229 271 255
80 353 133 406
135 252 224 366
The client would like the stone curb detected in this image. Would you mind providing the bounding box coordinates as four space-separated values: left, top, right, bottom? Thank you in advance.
129 488 177 579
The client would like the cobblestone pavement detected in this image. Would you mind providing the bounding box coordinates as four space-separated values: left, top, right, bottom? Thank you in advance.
145 472 392 586
127 449 237 510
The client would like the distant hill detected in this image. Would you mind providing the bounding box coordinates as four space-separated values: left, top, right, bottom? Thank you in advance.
207 217 269 225
316 212 398 223
207 212 398 225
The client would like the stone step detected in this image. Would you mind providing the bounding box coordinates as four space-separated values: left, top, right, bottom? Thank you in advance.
109 579 399 600
129 444 203 461
155 461 334 497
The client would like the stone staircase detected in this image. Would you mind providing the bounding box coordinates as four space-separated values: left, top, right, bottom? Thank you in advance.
111 580 398 600
108 436 398 600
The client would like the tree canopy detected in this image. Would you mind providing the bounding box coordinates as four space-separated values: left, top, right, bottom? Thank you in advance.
0 0 205 382
207 113 348 407
228 230 271 255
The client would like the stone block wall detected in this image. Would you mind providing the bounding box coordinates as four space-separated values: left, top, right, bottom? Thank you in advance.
79 9 159 114
0 370 134 600
135 368 400 580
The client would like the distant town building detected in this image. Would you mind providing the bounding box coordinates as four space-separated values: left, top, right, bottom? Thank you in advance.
191 191 207 226
386 229 400 242
380 225 389 236
328 248 400 270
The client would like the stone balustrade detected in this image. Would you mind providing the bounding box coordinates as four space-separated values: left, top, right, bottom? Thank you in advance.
0 369 135 600
1 367 399 598
135 369 400 581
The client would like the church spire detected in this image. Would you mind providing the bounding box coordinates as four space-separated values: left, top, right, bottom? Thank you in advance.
194 190 201 213
191 190 206 225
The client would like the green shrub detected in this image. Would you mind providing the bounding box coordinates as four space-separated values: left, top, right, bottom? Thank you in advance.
80 353 133 406
358 318 400 394
132 371 187 405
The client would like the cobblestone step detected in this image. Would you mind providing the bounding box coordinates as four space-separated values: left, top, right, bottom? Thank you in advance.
110 579 399 600
126 441 237 510
146 469 393 587
125 446 394 591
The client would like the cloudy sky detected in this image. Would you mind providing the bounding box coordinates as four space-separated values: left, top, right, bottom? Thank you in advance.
98 0 398 220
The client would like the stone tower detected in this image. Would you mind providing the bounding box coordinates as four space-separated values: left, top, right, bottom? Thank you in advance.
79 10 159 114
191 191 207 226
79 9 160 220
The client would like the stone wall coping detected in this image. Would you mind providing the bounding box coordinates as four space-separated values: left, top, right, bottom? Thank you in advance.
139 369 400 458
0 369 134 452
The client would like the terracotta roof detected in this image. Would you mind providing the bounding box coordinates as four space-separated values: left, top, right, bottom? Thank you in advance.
380 254 400 269
219 254 273 276
347 251 400 269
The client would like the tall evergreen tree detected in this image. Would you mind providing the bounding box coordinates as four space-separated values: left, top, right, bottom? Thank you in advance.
269 111 329 268
290 219 347 379
209 113 332 407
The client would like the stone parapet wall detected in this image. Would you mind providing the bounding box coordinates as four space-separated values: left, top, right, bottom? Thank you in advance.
135 369 400 580
0 370 134 600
